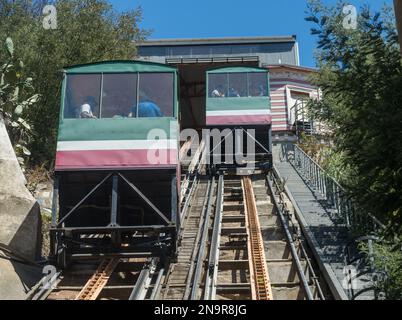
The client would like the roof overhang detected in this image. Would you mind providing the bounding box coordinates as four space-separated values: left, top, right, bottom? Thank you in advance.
166 56 259 65
266 64 318 74
138 36 297 47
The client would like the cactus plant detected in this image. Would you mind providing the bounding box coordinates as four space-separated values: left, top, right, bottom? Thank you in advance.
0 37 39 169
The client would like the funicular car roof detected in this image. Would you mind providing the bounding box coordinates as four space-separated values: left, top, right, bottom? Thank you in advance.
63 60 178 74
207 66 269 74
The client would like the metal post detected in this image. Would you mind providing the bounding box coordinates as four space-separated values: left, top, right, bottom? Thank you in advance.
110 175 118 227
51 176 59 227
171 175 179 232
268 125 272 153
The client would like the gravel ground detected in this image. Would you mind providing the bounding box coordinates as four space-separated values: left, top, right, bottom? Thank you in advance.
41 212 51 258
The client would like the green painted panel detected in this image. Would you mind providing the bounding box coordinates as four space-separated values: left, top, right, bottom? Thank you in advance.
58 117 178 142
207 67 268 74
206 97 271 111
65 60 177 74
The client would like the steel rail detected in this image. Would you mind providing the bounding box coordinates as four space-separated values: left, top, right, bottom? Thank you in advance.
149 268 165 300
180 173 199 232
189 176 216 300
204 174 224 300
28 270 62 300
266 173 315 300
180 140 205 204
298 237 325 300
270 171 325 300
183 178 213 299
129 258 158 300
179 140 205 229
242 176 273 300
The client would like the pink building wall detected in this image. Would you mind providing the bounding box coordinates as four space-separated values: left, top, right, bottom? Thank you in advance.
268 65 319 133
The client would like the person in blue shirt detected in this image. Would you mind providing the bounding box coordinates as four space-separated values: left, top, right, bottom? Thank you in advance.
129 91 163 118
228 87 240 97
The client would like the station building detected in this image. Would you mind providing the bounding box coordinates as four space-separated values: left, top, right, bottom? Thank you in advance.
137 36 319 161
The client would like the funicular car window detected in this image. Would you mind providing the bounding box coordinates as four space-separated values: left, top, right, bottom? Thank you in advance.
208 73 228 98
248 72 268 97
136 73 174 118
64 74 101 119
228 73 247 97
101 73 137 118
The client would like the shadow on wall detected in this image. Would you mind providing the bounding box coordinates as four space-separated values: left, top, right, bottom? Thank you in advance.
272 141 295 163
0 202 43 300
8 201 43 260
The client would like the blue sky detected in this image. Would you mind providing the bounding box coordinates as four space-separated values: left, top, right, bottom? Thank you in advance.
110 0 394 67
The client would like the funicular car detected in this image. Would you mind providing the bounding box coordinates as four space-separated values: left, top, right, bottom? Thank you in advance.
205 66 272 171
50 61 180 267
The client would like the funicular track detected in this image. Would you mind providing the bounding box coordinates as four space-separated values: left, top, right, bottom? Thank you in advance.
29 170 332 301
74 258 120 300
160 177 214 299
28 257 164 300
160 171 332 300
242 177 273 300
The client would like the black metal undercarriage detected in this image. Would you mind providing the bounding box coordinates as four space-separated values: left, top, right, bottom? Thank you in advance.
206 125 273 174
50 169 179 268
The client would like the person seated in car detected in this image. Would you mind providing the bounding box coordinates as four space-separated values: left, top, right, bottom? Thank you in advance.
129 91 163 118
77 96 97 119
228 87 240 97
211 85 225 98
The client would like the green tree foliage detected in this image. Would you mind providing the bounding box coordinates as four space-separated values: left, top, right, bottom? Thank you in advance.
305 0 402 237
297 133 352 184
0 0 150 165
360 241 402 299
0 37 39 169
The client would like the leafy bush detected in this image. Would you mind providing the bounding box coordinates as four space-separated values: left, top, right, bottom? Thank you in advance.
305 0 402 236
0 0 150 166
0 37 39 169
305 0 402 298
360 241 402 300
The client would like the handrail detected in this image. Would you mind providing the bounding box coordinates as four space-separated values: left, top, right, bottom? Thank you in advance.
343 236 382 300
290 144 385 232
294 143 343 189
290 100 315 136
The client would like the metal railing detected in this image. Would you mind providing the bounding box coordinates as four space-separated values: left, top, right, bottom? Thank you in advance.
290 144 384 232
290 100 330 139
343 236 382 300
290 100 314 136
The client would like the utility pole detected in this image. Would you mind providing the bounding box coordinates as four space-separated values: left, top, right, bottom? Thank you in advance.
395 0 402 55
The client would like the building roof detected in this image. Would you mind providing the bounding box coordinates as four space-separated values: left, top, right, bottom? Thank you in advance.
266 64 318 73
63 60 177 73
138 36 297 47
